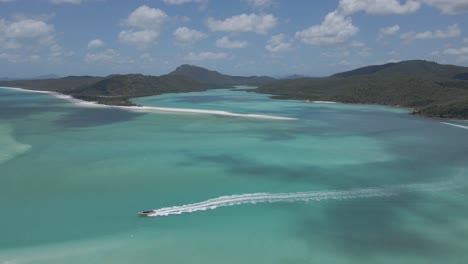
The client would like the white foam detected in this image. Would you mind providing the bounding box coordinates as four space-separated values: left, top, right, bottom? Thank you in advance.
441 122 468 130
146 179 459 217
0 86 296 120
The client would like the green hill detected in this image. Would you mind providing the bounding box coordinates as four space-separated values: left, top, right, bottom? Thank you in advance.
169 64 276 86
255 60 468 119
0 76 104 93
71 74 210 105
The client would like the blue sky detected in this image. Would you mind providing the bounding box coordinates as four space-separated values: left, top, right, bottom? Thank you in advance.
1 0 468 78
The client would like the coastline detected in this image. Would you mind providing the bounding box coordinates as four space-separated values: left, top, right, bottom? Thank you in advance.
0 86 296 121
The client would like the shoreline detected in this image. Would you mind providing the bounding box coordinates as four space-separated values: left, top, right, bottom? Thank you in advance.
0 86 297 121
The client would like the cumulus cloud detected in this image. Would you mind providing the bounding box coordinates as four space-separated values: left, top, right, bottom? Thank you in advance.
0 52 40 63
401 24 461 41
265 34 293 52
443 46 468 62
339 0 420 15
244 0 275 8
162 0 208 9
296 0 423 47
295 11 359 45
216 36 248 49
378 24 400 39
123 5 168 29
173 27 206 46
418 0 468 14
443 46 468 56
85 49 127 64
349 40 365 47
49 0 81 4
184 51 229 61
87 39 105 49
0 17 68 61
118 29 160 49
119 5 169 49
206 13 277 34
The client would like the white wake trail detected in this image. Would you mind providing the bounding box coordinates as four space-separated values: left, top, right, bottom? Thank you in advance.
441 122 468 130
146 179 459 217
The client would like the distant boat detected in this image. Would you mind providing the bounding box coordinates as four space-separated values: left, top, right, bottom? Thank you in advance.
138 210 154 216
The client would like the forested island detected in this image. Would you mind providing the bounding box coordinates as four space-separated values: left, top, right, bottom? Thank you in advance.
1 60 468 119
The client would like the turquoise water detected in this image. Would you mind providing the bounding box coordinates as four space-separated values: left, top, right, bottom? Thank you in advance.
1 86 468 263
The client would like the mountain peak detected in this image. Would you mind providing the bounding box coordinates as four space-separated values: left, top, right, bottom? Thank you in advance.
169 64 275 86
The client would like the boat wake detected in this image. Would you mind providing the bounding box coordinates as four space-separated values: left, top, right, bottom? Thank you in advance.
146 178 460 217
441 122 468 130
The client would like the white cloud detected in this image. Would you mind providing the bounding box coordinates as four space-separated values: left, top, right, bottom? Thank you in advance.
380 25 400 36
401 24 461 41
378 24 400 40
206 13 277 34
464 38 468 43
339 0 420 15
265 34 293 52
163 0 206 4
0 17 66 62
85 49 126 64
118 29 160 49
139 53 156 63
173 27 206 45
349 40 365 47
443 46 468 62
358 47 372 57
184 51 229 61
87 39 105 49
49 0 81 4
295 11 359 45
162 0 208 9
216 36 248 49
119 5 169 49
321 50 351 58
388 50 400 56
123 5 168 30
443 46 468 56
0 52 40 63
418 0 468 14
244 0 275 8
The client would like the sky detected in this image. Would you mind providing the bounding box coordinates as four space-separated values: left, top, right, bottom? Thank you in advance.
1 0 468 78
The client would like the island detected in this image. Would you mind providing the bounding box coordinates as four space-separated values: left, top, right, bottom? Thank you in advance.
1 60 467 119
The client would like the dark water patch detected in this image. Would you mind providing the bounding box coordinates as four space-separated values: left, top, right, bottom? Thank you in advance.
55 107 143 128
293 195 468 260
0 105 66 119
179 152 451 188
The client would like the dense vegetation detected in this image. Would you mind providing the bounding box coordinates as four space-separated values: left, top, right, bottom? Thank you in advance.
1 61 468 119
255 60 468 119
0 65 275 106
169 64 276 86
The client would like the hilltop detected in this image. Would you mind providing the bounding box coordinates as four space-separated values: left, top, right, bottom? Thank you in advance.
169 64 275 87
1 61 468 118
254 60 468 119
0 65 275 106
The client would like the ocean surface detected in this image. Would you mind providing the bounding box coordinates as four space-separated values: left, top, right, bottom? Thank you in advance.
1 86 468 264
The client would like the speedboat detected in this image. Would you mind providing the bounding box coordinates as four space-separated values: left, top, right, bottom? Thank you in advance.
138 210 154 216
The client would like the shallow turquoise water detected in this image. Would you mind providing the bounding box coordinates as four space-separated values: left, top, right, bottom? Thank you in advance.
1 87 468 263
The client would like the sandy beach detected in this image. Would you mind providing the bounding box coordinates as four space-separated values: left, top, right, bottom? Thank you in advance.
0 86 297 121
